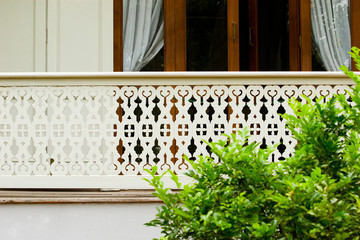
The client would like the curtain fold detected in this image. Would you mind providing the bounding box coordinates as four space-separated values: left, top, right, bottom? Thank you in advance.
311 0 351 71
123 0 164 71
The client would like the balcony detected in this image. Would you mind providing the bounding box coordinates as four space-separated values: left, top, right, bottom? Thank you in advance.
0 72 353 189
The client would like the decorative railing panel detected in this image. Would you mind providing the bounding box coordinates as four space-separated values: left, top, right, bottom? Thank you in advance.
118 84 352 175
0 73 354 188
0 87 120 176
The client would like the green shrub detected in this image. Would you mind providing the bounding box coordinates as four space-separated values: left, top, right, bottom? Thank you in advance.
145 47 360 239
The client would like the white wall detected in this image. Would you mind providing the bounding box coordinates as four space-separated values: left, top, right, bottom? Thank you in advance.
0 0 113 72
0 203 161 240
47 0 113 72
0 0 46 72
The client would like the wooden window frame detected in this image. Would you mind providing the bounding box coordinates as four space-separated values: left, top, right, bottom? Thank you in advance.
113 0 122 71
164 0 186 71
114 0 188 71
114 0 360 72
289 0 301 71
299 0 312 71
115 0 239 72
165 0 240 71
296 0 360 71
256 0 359 71
288 0 312 71
227 0 240 71
248 0 310 71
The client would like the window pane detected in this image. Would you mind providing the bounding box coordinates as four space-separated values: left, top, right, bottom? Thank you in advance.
123 0 164 71
312 44 326 71
186 0 228 71
141 47 164 71
311 0 351 71
258 0 289 71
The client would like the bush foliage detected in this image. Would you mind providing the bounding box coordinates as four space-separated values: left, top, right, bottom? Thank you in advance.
145 47 360 239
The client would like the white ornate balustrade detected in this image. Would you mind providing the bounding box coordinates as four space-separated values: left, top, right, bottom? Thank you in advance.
0 72 354 189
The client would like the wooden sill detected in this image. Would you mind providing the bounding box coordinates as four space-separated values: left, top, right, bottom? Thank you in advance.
0 190 162 204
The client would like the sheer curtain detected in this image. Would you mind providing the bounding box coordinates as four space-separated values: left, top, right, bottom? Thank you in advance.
123 0 164 71
311 0 351 71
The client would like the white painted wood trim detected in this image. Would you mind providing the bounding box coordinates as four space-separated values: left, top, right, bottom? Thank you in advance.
46 0 113 72
0 72 356 86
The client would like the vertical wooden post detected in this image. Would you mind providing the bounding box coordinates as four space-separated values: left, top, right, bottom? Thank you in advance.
113 0 123 71
289 0 301 71
164 0 186 71
227 0 240 71
299 0 312 71
164 0 175 71
351 0 360 70
174 0 186 71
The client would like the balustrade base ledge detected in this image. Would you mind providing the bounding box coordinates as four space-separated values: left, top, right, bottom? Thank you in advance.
0 190 164 204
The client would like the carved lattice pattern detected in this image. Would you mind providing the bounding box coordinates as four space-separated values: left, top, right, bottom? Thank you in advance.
0 84 351 176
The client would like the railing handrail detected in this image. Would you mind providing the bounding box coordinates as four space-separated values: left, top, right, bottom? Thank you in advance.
0 71 355 86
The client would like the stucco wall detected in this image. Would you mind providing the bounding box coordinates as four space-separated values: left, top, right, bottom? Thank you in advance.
0 203 161 240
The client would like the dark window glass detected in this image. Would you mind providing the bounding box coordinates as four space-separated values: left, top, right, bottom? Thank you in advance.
186 0 228 71
141 47 164 71
258 0 289 71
